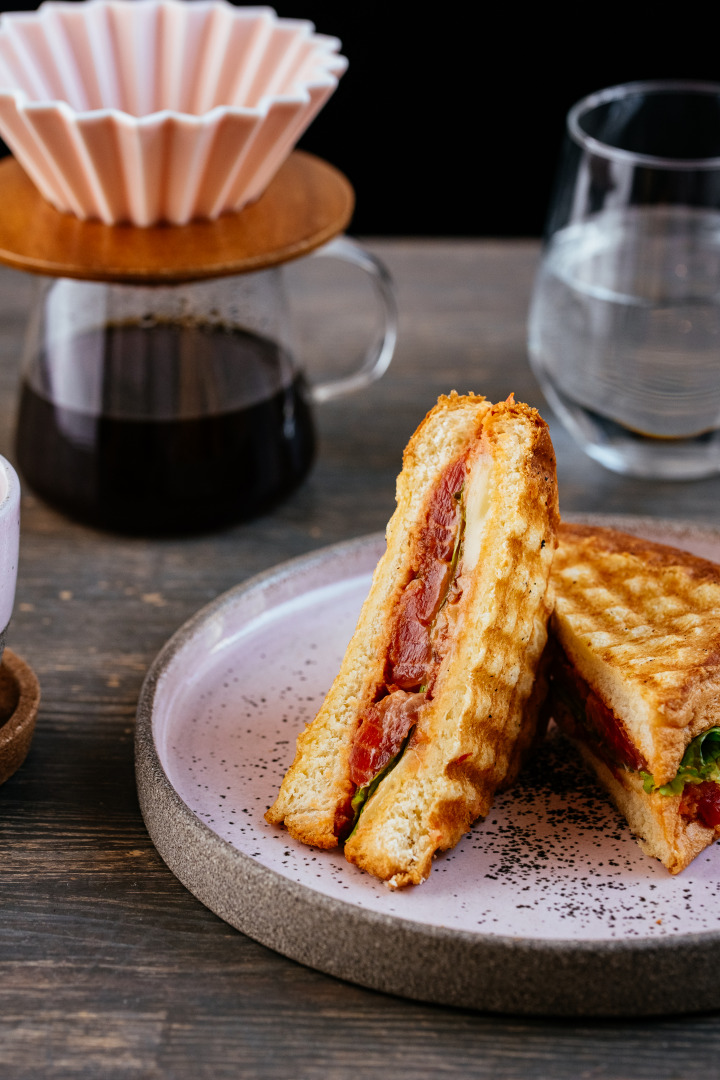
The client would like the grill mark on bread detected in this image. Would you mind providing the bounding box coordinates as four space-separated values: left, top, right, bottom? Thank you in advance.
552 523 720 873
344 401 559 885
554 523 720 782
266 393 559 884
561 524 720 582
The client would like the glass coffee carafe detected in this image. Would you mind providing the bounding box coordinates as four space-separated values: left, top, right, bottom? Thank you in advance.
1 154 396 534
16 238 395 533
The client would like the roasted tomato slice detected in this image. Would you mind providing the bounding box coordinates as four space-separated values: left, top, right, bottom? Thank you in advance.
680 781 720 829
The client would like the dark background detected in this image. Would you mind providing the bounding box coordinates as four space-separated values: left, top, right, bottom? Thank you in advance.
1 1 719 236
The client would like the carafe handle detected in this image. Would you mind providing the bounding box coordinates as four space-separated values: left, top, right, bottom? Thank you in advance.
306 237 398 403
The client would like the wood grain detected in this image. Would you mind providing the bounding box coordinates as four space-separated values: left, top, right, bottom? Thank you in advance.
0 152 355 283
0 243 719 1077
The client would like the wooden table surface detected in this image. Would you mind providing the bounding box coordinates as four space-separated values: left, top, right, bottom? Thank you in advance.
1 240 720 1079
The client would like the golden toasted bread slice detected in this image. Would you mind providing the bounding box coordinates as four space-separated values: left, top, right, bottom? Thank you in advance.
573 743 719 875
266 392 559 887
549 523 720 873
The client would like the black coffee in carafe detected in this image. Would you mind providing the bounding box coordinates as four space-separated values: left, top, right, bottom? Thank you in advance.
16 319 315 534
12 235 395 534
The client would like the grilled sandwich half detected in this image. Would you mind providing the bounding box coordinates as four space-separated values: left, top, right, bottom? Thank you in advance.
266 392 559 887
548 523 720 874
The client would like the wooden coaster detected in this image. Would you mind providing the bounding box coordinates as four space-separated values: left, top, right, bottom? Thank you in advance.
0 151 355 284
0 649 40 785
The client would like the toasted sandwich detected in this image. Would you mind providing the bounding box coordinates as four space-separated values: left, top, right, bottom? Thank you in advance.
266 392 559 887
548 522 720 874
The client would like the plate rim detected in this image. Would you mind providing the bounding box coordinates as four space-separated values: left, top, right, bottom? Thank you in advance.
135 515 720 1016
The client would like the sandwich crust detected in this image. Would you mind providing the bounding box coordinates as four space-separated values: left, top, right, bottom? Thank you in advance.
267 392 559 886
553 524 720 786
551 523 720 873
575 741 717 874
345 400 559 885
265 393 493 849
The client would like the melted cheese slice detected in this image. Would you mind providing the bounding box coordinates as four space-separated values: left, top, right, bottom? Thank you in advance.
461 452 491 573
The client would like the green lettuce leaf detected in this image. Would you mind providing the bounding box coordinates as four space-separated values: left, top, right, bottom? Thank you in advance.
347 729 414 838
642 727 720 796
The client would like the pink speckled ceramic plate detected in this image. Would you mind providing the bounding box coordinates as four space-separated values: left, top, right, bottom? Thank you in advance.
135 516 720 1016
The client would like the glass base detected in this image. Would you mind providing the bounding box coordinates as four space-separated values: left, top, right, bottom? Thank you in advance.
542 384 720 480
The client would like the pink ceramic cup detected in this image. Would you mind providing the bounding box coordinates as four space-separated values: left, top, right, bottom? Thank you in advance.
0 455 20 663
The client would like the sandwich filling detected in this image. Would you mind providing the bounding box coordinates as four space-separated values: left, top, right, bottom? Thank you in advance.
549 644 720 829
336 449 485 838
641 729 720 828
549 644 647 773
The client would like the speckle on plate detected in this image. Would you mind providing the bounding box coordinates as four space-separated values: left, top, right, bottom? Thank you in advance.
153 533 720 944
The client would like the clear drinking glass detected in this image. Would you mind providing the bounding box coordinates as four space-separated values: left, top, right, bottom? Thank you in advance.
528 81 720 479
